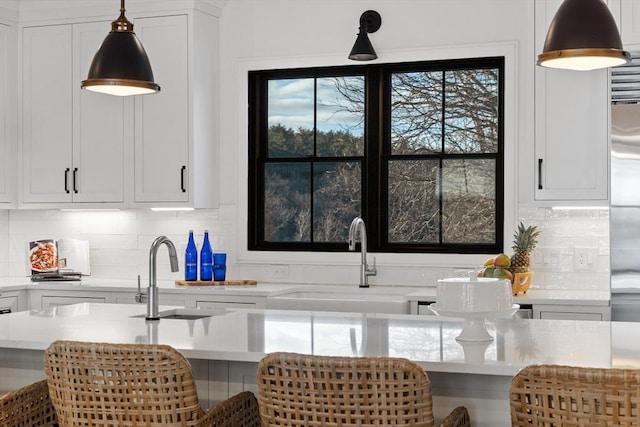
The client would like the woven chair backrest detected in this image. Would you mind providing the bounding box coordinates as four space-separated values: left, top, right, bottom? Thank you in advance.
0 380 57 427
257 352 434 427
510 364 640 426
44 340 205 427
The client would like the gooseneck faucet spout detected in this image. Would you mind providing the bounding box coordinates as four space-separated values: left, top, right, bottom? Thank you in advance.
348 217 377 288
146 236 179 320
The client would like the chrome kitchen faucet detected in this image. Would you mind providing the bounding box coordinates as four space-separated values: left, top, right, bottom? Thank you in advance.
348 217 376 288
140 236 179 320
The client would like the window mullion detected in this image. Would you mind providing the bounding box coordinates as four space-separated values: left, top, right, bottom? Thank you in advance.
438 70 446 245
366 67 383 251
310 79 317 243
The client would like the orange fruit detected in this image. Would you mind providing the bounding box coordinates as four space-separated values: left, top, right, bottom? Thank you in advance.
493 253 511 268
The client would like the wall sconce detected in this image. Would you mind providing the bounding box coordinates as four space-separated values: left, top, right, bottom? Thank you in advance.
81 0 160 96
348 10 382 61
537 0 630 71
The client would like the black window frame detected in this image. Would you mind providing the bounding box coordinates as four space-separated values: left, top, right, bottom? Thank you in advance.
248 57 505 254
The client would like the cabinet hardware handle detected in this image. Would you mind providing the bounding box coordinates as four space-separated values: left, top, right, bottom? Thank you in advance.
181 165 186 193
537 158 543 190
64 168 70 194
73 168 78 194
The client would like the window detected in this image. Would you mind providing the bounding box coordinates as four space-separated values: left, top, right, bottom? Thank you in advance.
248 57 504 254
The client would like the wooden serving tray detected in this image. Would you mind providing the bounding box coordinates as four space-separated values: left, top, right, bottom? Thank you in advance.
174 279 257 287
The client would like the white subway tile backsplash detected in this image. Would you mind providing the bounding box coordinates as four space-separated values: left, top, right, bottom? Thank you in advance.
88 234 139 250
0 205 611 292
517 204 610 291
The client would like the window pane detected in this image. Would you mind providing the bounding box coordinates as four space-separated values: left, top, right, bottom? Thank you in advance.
268 78 314 157
388 159 440 243
444 69 499 154
317 77 365 157
441 159 496 244
264 163 310 242
391 71 443 155
313 162 361 242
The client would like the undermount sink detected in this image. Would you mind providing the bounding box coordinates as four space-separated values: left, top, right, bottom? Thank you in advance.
268 287 410 314
131 308 228 320
276 290 406 302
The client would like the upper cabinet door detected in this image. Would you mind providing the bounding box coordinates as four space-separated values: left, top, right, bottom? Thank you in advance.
0 23 15 206
620 0 640 46
533 0 610 202
134 15 189 203
22 22 126 206
72 22 125 204
22 25 73 203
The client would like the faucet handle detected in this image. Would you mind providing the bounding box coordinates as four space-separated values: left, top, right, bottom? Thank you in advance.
135 274 147 304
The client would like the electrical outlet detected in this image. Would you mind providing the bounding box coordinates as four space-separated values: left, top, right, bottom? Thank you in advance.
574 248 588 270
270 265 289 280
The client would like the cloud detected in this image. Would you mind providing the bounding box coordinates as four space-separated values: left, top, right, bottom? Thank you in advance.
267 77 364 135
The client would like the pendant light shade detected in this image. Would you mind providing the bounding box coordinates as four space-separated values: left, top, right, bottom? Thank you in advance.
537 0 630 71
349 10 381 61
81 0 160 96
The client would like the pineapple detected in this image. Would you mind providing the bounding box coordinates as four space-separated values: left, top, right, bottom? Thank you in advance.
510 222 540 274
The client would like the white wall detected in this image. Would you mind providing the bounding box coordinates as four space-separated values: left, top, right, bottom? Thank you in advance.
0 0 610 291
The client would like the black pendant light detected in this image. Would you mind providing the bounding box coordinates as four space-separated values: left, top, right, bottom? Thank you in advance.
81 0 160 96
348 10 381 61
537 0 630 71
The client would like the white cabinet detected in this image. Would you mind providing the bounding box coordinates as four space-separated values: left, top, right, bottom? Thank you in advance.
0 23 16 206
533 304 611 320
133 15 189 204
21 22 125 205
533 0 610 202
20 7 218 209
72 22 126 204
0 289 27 312
619 0 640 46
0 295 18 313
132 12 218 208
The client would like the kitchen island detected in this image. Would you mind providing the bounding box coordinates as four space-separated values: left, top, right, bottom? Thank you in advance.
0 303 637 427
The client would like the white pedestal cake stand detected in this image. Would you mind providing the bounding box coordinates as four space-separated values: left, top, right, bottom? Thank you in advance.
428 303 520 342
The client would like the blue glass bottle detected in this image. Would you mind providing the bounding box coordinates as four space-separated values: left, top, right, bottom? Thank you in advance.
200 230 213 281
185 230 198 281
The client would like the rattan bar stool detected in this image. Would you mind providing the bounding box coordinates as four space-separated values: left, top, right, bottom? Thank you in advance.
510 364 640 426
209 390 261 427
0 380 58 427
257 352 471 427
44 340 261 427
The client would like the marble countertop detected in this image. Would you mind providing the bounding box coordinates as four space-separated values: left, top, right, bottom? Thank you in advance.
0 277 611 306
406 288 611 306
0 303 635 376
0 277 301 296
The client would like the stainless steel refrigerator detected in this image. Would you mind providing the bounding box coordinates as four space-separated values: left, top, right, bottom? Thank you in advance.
610 57 640 320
